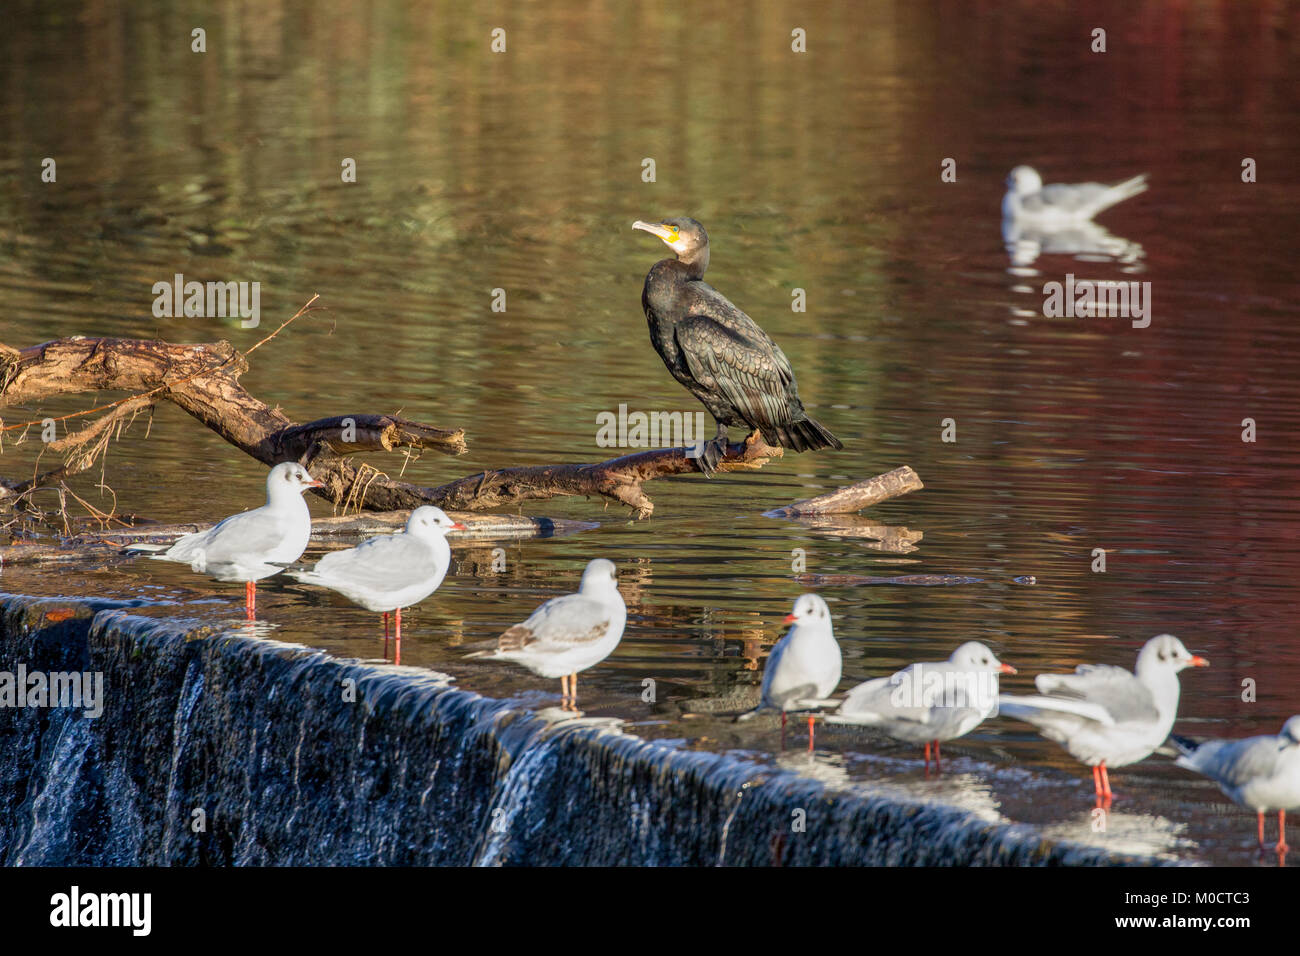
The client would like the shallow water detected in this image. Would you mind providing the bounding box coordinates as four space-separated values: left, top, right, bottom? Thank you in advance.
3 1 1300 865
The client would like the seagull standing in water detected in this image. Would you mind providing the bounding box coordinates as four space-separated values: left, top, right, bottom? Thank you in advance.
739 594 842 751
288 506 465 664
829 641 1015 771
1173 715 1300 854
128 461 321 619
1002 166 1149 227
998 634 1208 803
470 559 625 710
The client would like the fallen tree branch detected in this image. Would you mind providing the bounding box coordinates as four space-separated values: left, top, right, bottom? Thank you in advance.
426 431 780 519
280 415 465 459
0 324 467 511
1 312 919 520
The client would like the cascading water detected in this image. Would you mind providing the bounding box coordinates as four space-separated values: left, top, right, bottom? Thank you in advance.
0 594 1149 866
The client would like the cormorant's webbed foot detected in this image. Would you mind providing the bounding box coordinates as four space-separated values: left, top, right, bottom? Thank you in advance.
689 424 730 478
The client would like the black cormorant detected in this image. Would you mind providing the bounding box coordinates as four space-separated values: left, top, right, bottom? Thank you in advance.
632 217 842 475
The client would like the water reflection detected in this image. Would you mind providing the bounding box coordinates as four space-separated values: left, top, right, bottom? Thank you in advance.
1004 218 1146 270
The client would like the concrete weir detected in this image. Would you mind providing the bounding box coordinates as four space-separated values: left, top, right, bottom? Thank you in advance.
0 594 1139 866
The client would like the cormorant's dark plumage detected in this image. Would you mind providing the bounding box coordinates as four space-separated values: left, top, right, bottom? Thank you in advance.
632 216 842 475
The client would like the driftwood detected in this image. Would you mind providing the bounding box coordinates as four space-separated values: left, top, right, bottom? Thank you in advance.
763 466 923 517
1 310 918 521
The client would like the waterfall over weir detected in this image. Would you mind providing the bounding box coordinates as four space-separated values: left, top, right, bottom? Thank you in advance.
0 594 1142 866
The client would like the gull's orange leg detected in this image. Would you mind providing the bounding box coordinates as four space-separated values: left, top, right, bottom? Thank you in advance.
393 607 402 666
1279 809 1290 854
1099 761 1113 803
1258 810 1267 849
934 740 942 770
245 581 256 621
807 714 815 752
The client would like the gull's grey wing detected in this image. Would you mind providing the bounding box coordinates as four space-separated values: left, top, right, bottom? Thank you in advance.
758 635 824 710
1035 664 1159 724
501 593 612 650
1022 182 1115 215
1181 735 1286 788
838 664 990 732
837 673 932 725
165 506 284 565
308 534 433 589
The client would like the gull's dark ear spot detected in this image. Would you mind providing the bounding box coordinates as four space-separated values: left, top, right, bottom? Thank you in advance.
1158 649 1167 662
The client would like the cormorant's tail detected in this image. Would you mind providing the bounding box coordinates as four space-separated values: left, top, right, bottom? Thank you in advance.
767 417 843 453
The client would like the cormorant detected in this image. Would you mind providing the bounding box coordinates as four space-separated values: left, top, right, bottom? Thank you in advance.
632 217 842 476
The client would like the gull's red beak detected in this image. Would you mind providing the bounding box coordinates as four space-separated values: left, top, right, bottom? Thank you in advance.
450 522 468 531
783 613 797 625
1000 663 1017 674
1189 655 1210 667
306 479 325 489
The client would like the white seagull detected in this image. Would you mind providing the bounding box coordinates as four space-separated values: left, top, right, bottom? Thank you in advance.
1002 165 1149 227
287 506 465 663
128 461 321 618
469 558 625 708
739 594 843 751
1173 715 1300 853
828 641 1015 769
998 634 1208 802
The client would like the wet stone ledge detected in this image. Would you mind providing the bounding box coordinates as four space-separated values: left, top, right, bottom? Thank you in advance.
0 593 1156 866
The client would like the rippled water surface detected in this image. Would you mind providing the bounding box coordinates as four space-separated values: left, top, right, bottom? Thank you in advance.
3 2 1300 865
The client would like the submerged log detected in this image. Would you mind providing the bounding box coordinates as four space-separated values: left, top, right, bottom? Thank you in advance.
0 511 597 567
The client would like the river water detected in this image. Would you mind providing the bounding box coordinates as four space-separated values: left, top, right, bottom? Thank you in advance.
2 2 1300 865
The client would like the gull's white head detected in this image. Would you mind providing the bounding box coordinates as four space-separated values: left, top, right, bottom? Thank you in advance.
579 558 619 593
406 505 467 537
949 641 1017 674
783 593 831 628
267 462 323 501
1006 165 1042 194
1137 634 1209 676
1279 715 1300 747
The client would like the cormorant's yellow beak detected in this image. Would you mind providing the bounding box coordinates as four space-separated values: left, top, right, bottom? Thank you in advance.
633 220 680 244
